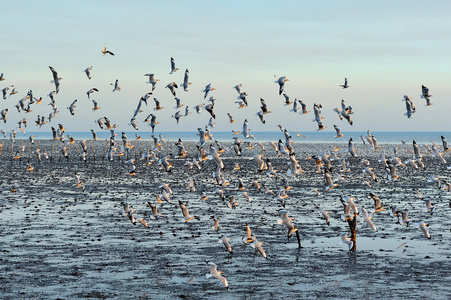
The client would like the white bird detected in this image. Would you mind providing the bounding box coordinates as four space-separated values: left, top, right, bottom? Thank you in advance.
275 76 289 95
324 169 337 191
84 66 92 79
339 232 353 250
67 99 77 115
111 79 121 92
402 95 415 118
250 236 268 259
218 235 233 254
339 77 349 89
360 206 378 232
169 57 179 74
415 221 431 239
420 85 432 106
202 83 215 99
165 82 178 97
145 73 159 90
180 69 191 91
178 200 199 222
206 262 229 290
313 103 326 131
49 66 61 93
277 210 301 245
334 125 344 138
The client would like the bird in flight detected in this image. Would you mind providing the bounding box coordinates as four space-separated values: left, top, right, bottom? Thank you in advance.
101 45 114 56
49 66 61 94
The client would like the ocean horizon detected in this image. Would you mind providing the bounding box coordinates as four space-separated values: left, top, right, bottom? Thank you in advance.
7 130 451 144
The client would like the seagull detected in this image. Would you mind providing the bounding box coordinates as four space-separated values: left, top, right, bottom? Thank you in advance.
227 113 235 123
368 193 384 213
202 83 215 99
282 93 292 106
206 262 229 290
101 45 114 56
180 69 191 91
420 85 432 106
257 111 266 124
339 232 353 250
415 221 431 239
299 100 310 114
260 98 271 114
67 99 77 115
243 223 253 244
402 95 415 118
319 210 330 225
92 100 100 111
153 98 164 111
313 103 326 131
334 125 344 138
169 57 179 74
165 82 178 97
415 189 436 215
339 77 349 89
111 79 121 92
275 76 289 95
178 200 199 222
49 66 61 93
398 210 412 226
218 235 233 254
324 169 337 191
250 236 268 259
277 209 301 246
172 111 182 124
347 138 357 157
441 135 449 152
84 66 92 79
205 103 215 119
86 87 99 99
360 206 378 232
145 73 159 90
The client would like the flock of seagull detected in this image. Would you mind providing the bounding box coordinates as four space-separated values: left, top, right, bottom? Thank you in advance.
1 47 448 291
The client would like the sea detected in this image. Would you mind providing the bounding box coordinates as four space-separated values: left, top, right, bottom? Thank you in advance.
10 131 451 145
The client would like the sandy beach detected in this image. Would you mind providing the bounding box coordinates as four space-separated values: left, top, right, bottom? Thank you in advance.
1 138 450 299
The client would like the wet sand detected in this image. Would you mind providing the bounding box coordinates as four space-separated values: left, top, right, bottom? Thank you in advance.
1 139 451 299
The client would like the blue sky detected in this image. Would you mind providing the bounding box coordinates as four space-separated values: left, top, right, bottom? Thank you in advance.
2 1 451 136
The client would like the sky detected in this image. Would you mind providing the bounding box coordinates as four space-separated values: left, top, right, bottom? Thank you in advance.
2 0 451 137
